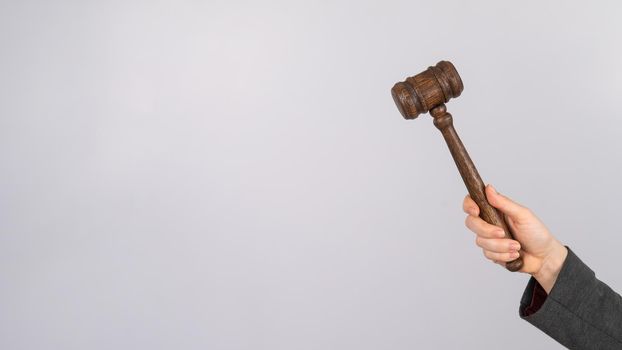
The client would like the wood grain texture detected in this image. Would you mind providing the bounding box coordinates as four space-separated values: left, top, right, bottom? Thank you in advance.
391 61 523 272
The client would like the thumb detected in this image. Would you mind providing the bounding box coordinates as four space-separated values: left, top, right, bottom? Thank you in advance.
485 184 529 220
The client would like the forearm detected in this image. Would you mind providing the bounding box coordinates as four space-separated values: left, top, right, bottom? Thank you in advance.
532 242 568 294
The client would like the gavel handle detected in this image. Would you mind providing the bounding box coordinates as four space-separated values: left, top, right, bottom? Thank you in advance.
430 104 524 272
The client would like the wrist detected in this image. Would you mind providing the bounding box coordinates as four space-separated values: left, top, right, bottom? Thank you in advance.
532 242 568 294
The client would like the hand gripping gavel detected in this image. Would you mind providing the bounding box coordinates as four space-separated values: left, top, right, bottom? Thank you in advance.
391 61 524 272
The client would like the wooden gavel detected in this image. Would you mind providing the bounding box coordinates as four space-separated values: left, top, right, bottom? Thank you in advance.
391 61 524 272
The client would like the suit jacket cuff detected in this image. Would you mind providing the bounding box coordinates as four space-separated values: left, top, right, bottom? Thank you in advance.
519 246 591 319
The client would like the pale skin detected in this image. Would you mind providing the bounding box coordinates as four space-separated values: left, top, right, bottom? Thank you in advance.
463 184 568 294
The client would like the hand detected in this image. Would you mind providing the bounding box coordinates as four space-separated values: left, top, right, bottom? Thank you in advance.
462 184 568 293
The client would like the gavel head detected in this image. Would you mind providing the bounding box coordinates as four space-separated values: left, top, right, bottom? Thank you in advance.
391 61 464 119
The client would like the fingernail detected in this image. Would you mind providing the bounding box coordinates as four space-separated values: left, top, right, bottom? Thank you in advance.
510 251 520 258
496 230 505 237
510 242 521 251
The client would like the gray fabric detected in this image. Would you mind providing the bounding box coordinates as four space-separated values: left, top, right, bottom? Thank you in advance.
519 247 622 349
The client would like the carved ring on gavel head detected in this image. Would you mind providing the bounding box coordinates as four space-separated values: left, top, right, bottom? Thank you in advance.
390 61 524 272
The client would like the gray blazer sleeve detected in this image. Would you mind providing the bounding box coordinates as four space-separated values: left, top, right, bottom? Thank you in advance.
519 247 622 349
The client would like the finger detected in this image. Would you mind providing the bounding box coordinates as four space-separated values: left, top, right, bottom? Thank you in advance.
483 249 520 262
462 195 480 216
485 184 530 221
465 215 506 239
475 237 521 253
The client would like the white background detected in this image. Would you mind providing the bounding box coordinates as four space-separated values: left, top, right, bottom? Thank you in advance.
1 1 621 348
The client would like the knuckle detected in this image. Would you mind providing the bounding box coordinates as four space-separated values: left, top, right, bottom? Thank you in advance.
464 215 473 228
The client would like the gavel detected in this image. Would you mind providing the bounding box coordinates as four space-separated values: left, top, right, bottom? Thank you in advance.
391 61 524 272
